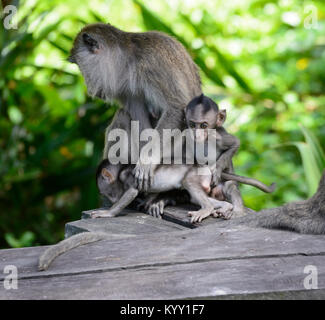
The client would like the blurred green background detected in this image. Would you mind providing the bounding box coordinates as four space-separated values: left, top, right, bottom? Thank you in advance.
0 0 324 248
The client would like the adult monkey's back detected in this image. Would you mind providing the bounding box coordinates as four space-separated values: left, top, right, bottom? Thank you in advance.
69 23 202 190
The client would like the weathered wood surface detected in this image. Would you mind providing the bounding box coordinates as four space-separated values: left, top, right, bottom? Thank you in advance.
67 209 187 238
79 205 254 232
0 210 324 299
2 254 324 300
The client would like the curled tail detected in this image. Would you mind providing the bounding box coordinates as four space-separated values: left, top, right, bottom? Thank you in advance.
221 172 276 193
38 232 110 271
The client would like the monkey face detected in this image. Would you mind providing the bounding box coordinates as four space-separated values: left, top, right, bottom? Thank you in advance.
96 164 125 204
185 94 227 142
186 106 218 142
68 23 125 100
97 170 124 204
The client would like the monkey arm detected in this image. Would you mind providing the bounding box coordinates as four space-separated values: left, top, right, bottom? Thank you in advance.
216 133 240 169
91 187 139 218
134 106 185 191
211 132 240 185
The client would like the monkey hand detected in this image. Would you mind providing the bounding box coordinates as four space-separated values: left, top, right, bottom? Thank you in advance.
147 198 176 219
211 165 222 187
147 200 164 219
133 160 156 192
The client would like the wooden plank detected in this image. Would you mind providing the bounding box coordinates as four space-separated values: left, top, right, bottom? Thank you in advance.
81 206 198 229
1 224 325 280
80 205 255 231
1 255 324 299
67 209 187 238
163 206 254 228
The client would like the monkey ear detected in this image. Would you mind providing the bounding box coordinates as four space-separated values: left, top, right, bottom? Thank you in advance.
216 109 227 126
101 168 114 183
82 33 100 53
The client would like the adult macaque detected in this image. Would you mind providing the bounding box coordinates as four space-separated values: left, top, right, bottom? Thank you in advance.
68 23 202 191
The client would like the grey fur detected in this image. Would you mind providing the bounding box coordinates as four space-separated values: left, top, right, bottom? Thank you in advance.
223 170 325 234
69 23 202 191
39 232 113 271
221 172 276 193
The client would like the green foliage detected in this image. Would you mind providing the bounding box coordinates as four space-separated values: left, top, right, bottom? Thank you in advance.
0 0 324 248
276 126 325 196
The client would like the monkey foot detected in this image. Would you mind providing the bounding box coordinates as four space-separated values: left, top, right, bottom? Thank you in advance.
88 209 118 218
188 209 213 223
212 209 232 220
231 208 247 218
147 200 165 219
212 203 234 220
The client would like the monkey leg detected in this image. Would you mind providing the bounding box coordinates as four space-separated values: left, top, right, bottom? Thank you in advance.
207 197 234 220
183 182 214 223
91 187 139 218
223 180 246 217
135 193 164 218
135 193 158 211
210 184 225 200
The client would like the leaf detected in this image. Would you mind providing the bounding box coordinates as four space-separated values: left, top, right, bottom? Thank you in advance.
89 10 105 23
277 142 321 197
300 125 325 171
33 19 63 47
194 55 225 87
207 45 252 92
179 12 251 92
5 231 35 248
134 0 225 87
48 39 69 55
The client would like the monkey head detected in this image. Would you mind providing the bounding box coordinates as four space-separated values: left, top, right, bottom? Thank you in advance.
68 23 128 100
96 160 125 204
185 94 226 142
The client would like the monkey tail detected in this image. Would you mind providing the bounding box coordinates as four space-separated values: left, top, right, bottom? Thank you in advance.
221 172 276 193
38 232 110 271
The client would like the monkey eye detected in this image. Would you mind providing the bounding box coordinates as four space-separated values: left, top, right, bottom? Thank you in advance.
200 122 208 129
189 121 195 128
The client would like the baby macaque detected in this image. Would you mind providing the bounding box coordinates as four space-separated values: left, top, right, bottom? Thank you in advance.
185 94 275 214
95 160 234 223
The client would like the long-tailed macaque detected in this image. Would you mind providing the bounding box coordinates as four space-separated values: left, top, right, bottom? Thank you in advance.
68 23 202 192
185 94 273 217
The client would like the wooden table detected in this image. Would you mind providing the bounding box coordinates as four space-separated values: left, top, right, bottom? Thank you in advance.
1 206 324 299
